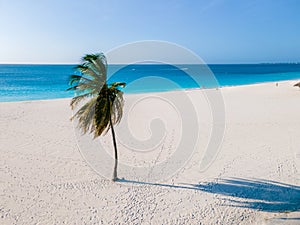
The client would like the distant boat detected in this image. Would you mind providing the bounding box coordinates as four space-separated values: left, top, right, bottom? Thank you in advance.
294 81 300 88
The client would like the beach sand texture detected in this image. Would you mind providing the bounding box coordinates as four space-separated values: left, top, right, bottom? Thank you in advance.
0 81 299 224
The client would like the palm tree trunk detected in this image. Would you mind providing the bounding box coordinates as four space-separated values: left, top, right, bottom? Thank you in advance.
110 115 118 181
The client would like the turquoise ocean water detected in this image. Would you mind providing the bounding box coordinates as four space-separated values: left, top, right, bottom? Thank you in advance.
1 64 300 102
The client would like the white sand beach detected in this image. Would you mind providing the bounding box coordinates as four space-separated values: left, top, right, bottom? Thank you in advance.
0 80 299 224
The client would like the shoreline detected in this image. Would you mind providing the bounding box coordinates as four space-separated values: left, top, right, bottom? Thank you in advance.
1 79 299 104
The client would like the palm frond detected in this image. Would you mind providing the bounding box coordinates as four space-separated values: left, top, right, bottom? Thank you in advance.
93 84 125 137
70 92 93 110
111 90 124 125
94 84 111 137
81 53 107 83
67 86 79 91
110 82 126 89
71 96 98 134
83 54 107 75
76 64 101 83
68 53 126 139
94 53 107 79
69 74 93 85
67 83 97 93
71 54 107 91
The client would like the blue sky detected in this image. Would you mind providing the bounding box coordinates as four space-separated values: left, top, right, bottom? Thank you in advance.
0 0 299 64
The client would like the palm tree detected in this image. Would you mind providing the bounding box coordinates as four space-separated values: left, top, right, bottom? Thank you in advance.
68 53 126 181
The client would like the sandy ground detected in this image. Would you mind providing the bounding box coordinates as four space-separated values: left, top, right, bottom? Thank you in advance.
0 80 299 224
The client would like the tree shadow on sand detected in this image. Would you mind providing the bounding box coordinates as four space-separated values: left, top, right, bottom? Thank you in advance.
118 178 300 213
192 178 300 213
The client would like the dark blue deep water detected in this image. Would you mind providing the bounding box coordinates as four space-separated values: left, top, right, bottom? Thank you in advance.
1 64 300 102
